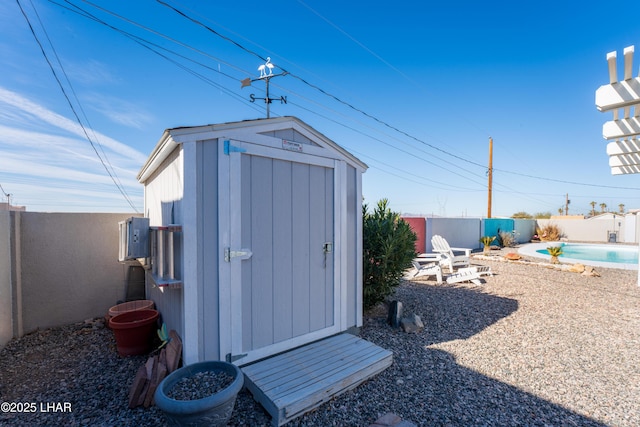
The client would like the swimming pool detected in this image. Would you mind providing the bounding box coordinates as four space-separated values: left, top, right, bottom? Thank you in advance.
518 242 639 270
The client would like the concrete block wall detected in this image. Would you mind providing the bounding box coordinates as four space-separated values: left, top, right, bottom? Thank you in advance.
537 217 631 243
402 215 634 255
0 212 12 348
3 210 635 352
427 217 483 252
400 216 539 256
1 211 138 348
402 217 426 253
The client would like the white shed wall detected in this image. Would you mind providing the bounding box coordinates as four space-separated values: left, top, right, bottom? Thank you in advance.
192 140 220 362
143 146 185 342
345 164 362 328
140 118 367 364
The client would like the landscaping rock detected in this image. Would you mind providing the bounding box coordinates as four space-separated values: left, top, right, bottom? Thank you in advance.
1 259 638 427
400 314 424 333
582 265 601 277
369 412 418 427
569 263 586 273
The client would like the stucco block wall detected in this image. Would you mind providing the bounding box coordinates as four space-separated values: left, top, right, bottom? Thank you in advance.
0 212 12 348
483 218 536 243
402 217 426 253
10 212 137 336
514 219 536 243
537 218 627 242
426 218 482 251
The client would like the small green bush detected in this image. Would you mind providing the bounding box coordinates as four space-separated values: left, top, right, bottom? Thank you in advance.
547 246 563 264
479 236 495 246
362 199 417 310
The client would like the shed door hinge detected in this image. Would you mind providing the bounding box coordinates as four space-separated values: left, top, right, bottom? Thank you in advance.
224 139 247 155
226 352 248 363
224 247 253 262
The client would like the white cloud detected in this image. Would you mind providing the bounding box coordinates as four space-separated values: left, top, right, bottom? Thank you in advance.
0 125 140 172
0 87 145 212
0 86 147 163
66 59 120 86
0 152 137 188
83 92 154 130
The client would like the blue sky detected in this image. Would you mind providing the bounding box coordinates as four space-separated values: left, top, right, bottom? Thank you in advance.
1 1 640 216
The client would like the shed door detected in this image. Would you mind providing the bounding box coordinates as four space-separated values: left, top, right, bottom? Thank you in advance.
219 139 341 365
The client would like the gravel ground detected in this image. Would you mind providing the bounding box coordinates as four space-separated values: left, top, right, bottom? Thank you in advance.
2 250 640 426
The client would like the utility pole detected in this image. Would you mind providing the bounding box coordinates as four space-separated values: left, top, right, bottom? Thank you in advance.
0 183 10 207
487 137 493 218
565 193 570 216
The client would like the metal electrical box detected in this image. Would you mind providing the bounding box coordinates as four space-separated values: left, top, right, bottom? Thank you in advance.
118 217 150 261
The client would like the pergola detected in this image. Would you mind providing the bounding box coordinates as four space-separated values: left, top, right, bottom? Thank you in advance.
596 45 640 173
595 45 640 282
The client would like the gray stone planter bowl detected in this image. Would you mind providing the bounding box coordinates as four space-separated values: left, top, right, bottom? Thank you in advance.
154 360 244 427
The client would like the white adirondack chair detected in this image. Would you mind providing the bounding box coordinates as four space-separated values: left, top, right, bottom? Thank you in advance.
411 258 443 283
446 267 483 285
431 235 472 272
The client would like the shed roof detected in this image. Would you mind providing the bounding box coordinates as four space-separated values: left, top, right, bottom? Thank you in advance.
138 116 367 183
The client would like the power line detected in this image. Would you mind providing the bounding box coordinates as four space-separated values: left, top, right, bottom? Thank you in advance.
55 0 264 112
68 0 488 188
154 0 488 170
46 0 640 199
154 0 561 210
27 0 134 209
495 168 640 190
281 92 487 183
76 0 247 75
295 0 426 91
16 0 139 212
279 92 559 206
52 0 498 204
294 1 494 140
154 0 638 194
348 150 483 192
0 183 10 204
286 98 557 208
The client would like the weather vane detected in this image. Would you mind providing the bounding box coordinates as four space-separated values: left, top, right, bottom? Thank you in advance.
241 57 288 118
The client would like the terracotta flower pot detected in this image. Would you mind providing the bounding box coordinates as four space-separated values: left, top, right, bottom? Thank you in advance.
109 309 159 356
108 299 155 319
106 300 155 328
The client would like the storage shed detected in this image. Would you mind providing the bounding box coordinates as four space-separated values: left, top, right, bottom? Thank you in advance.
137 116 374 366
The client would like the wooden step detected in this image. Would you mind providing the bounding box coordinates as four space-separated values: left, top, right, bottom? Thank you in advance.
242 333 393 426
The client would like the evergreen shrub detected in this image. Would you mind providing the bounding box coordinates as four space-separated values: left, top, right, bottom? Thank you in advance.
362 199 417 310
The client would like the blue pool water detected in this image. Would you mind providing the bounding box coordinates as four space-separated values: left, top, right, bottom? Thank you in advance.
536 243 638 264
523 242 639 269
